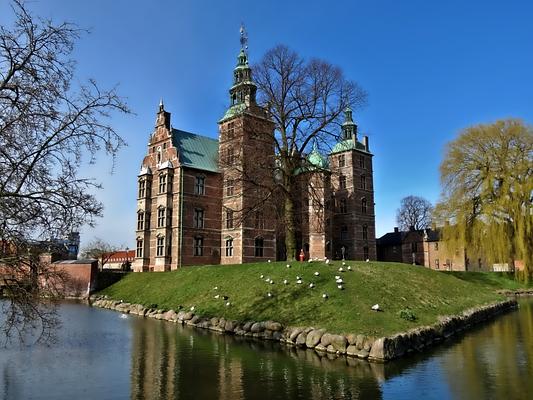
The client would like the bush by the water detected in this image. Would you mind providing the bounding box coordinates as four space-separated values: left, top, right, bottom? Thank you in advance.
398 308 417 321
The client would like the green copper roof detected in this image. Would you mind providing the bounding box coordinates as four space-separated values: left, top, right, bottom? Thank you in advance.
171 129 219 172
330 138 368 154
307 144 329 169
219 103 247 122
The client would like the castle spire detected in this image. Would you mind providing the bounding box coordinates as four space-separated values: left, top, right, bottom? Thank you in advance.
341 106 357 140
226 25 257 111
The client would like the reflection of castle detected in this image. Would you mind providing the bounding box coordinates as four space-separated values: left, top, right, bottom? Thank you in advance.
128 318 384 399
133 38 376 272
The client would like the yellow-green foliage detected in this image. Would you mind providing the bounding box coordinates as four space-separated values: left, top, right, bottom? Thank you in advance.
436 119 533 280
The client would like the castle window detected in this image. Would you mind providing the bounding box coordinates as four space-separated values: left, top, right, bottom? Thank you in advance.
225 238 234 257
137 212 144 231
136 239 143 258
435 259 440 269
255 237 264 257
225 148 236 165
194 237 204 256
339 198 347 213
255 211 264 229
363 246 369 260
361 198 367 214
227 122 235 139
339 175 346 189
341 225 348 240
225 179 234 196
157 208 166 228
411 242 417 252
138 180 146 198
194 209 204 228
158 174 167 193
339 154 346 167
195 176 205 195
434 242 439 250
359 155 365 168
163 142 167 149
226 209 234 229
362 224 368 240
156 236 165 257
360 175 367 190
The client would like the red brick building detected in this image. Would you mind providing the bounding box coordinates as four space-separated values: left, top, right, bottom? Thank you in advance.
377 227 491 271
133 42 376 272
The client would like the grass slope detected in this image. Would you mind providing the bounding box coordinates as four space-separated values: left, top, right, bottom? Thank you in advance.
99 261 523 337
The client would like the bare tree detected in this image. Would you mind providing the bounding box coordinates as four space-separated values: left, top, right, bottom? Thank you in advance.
396 195 434 231
81 237 120 269
253 45 367 260
0 0 130 342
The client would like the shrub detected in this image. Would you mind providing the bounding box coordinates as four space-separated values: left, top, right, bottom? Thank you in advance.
398 308 417 321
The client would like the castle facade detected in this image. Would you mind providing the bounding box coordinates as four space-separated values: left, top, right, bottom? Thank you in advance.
133 45 376 272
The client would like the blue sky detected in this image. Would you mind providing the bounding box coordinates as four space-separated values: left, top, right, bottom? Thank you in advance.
2 0 532 248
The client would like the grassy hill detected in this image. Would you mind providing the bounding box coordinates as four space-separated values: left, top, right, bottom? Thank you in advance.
99 261 525 337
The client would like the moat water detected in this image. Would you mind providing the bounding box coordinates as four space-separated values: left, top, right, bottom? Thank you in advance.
0 299 532 400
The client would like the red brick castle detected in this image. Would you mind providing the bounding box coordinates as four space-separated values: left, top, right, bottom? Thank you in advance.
133 40 376 272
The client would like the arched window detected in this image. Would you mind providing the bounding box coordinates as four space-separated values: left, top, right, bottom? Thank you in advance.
226 209 234 229
362 224 368 240
136 238 143 258
361 198 367 214
156 235 165 257
137 210 144 231
254 237 264 257
225 237 234 257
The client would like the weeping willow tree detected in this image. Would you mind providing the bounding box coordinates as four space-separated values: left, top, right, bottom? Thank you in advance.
435 119 533 281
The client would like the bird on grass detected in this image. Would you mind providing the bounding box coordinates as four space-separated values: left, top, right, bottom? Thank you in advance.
322 293 329 299
309 283 315 288
314 271 320 276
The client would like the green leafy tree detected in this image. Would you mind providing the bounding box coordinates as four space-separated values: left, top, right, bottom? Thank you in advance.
435 119 533 280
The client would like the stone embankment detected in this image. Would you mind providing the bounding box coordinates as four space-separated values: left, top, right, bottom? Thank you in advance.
497 288 533 296
90 297 517 362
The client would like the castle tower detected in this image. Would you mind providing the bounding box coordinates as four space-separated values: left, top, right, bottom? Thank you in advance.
329 108 376 260
133 100 179 272
218 27 276 264
306 143 332 260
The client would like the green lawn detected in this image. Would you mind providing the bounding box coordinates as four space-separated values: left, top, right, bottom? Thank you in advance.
99 261 526 337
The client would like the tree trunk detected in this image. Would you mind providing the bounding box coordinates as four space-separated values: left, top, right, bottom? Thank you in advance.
284 194 297 261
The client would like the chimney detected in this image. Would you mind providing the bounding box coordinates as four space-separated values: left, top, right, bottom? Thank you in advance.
363 135 369 151
394 227 399 233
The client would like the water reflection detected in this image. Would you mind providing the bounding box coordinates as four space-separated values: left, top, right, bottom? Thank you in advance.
0 299 531 399
128 318 383 399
